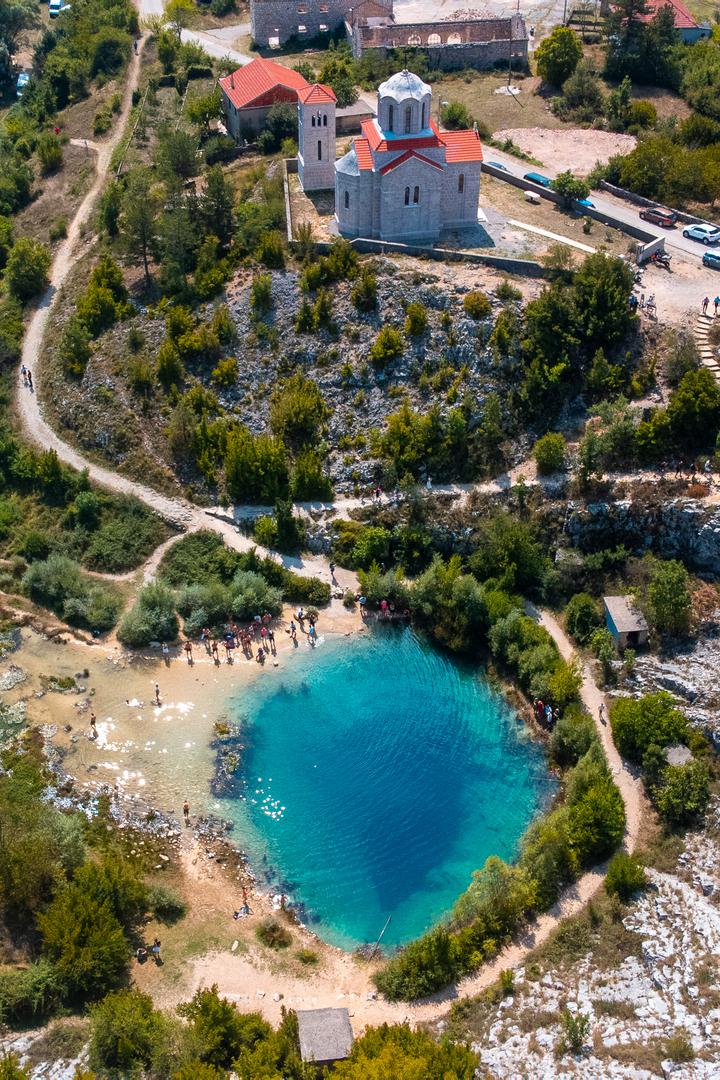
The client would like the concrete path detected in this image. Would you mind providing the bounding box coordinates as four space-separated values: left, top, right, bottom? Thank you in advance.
180 23 253 66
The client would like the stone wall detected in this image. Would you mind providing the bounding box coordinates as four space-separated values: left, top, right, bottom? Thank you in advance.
251 0 351 46
353 14 528 70
566 498 720 577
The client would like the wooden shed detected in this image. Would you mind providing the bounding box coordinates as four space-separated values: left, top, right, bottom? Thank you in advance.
603 595 649 651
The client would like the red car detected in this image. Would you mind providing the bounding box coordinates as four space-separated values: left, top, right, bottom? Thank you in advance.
639 207 677 227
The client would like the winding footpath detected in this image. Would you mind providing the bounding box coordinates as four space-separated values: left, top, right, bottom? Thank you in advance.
13 33 646 1025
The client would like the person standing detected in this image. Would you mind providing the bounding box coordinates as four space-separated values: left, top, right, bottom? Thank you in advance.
183 800 190 826
26 370 33 390
184 640 193 665
714 296 720 315
703 296 710 315
89 713 97 738
599 702 606 725
155 683 161 706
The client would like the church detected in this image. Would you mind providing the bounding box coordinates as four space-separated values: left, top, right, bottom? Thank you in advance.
333 71 483 243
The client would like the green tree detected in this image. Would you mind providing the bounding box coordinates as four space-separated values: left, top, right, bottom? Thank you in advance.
536 26 583 86
121 168 159 285
551 170 590 207
558 61 604 122
564 593 601 645
656 760 710 826
118 582 179 647
178 987 272 1069
58 316 92 378
6 238 51 302
574 252 635 353
370 325 404 368
89 990 165 1077
610 692 688 763
164 0 195 39
606 76 632 131
569 781 625 864
201 165 234 249
37 133 63 176
648 559 692 637
440 101 474 129
186 87 222 132
99 181 123 237
404 301 427 336
0 216 13 270
270 373 328 447
257 103 297 153
605 852 646 900
224 427 289 503
533 432 566 474
452 854 536 931
0 1055 30 1080
0 0 39 58
318 55 357 107
39 888 128 1000
667 368 720 448
333 1024 478 1078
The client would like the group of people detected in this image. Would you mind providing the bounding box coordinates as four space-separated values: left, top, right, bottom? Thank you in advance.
20 366 33 390
630 292 656 316
136 938 162 965
172 614 281 667
533 698 560 729
701 296 720 316
288 606 319 646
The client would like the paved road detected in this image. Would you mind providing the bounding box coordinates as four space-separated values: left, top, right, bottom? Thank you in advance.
483 144 719 263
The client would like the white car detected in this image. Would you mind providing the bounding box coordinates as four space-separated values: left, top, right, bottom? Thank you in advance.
15 72 30 97
682 223 720 245
49 0 71 16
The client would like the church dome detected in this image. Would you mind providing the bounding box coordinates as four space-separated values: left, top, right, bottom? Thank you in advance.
377 69 431 102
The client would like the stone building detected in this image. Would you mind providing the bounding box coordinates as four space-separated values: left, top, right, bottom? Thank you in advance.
348 12 529 71
334 69 482 242
251 0 392 48
298 81 337 191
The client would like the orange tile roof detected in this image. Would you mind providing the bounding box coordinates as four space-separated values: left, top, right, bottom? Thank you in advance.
379 150 443 174
442 129 484 163
298 82 337 105
354 138 373 170
361 117 443 154
219 57 309 111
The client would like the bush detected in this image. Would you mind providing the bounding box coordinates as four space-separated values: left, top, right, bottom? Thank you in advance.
270 372 328 447
605 852 646 900
6 238 51 302
58 317 92 379
89 990 164 1075
256 917 291 950
496 280 522 303
549 704 596 766
404 301 427 336
610 692 688 764
117 583 179 646
39 886 129 1001
37 133 63 175
370 325 404 368
656 760 710 826
564 592 601 645
533 432 566 474
440 101 474 129
178 987 272 1070
146 884 187 924
211 356 238 388
22 555 121 631
536 26 582 86
0 961 62 1027
463 291 492 319
290 446 333 500
648 559 691 637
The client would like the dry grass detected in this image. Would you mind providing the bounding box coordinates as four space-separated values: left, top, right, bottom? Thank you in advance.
433 73 565 136
481 175 634 259
189 2 250 30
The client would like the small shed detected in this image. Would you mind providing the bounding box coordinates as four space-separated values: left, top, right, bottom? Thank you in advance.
297 1007 354 1069
603 595 649 651
336 98 375 134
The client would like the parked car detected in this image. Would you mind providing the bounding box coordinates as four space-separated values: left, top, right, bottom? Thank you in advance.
702 251 720 269
486 161 509 172
639 207 677 227
522 171 552 188
49 0 71 16
15 72 30 98
682 223 720 245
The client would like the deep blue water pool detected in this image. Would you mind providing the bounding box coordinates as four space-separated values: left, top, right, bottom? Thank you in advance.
222 626 552 950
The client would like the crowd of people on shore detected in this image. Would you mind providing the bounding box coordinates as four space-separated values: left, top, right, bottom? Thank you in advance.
533 698 560 730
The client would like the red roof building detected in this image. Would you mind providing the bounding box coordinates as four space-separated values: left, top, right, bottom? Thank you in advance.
614 0 710 41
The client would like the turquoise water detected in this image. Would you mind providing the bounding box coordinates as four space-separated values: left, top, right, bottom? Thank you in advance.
222 627 552 950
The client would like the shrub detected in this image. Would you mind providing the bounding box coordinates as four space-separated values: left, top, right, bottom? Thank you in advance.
374 928 455 1001
270 373 328 447
496 280 522 303
39 887 128 1000
146 884 187 924
89 990 163 1075
178 987 272 1069
440 101 474 129
212 356 238 388
610 692 688 764
6 238 51 302
250 272 272 314
37 133 63 175
558 1008 589 1055
648 559 692 637
0 961 63 1027
656 760 710 826
117 583 179 647
536 26 582 86
605 852 646 900
256 917 291 950
49 217 68 243
568 780 625 865
404 301 427 337
370 325 404 368
290 446 332 500
549 705 596 766
463 291 492 319
351 266 377 311
22 555 121 631
533 432 566 474
564 593 601 645
58 316 92 379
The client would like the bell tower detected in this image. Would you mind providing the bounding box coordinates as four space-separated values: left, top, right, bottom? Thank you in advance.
298 83 337 191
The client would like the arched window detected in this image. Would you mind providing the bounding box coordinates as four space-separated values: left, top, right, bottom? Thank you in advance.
344 190 349 209
311 115 316 127
413 185 419 204
421 101 427 128
404 104 412 134
317 140 322 160
408 33 421 45
428 32 441 45
323 114 327 127
458 173 465 193
388 103 394 131
404 186 410 206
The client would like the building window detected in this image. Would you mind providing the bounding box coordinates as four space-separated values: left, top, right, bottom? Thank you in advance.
298 23 306 33
323 114 327 127
413 186 419 204
404 186 410 205
311 115 316 127
458 173 464 193
388 104 394 131
421 102 427 127
317 140 322 160
404 105 412 134
344 190 349 209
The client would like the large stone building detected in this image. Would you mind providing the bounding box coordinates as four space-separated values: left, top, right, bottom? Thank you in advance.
249 0 529 70
334 69 482 242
